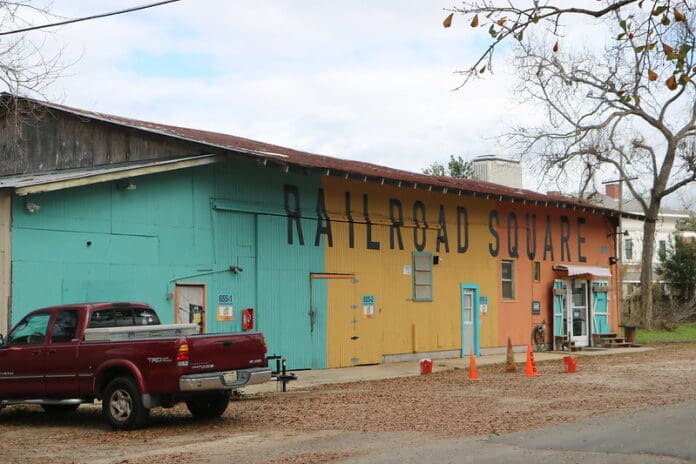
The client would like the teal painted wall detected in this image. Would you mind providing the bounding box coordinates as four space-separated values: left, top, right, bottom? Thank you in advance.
11 159 325 369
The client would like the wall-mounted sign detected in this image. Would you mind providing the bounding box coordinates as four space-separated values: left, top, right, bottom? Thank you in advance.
217 305 234 322
479 295 488 314
532 300 541 315
362 295 376 319
217 294 234 322
403 265 412 275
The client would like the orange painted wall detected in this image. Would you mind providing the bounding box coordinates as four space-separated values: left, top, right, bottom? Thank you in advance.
493 203 619 346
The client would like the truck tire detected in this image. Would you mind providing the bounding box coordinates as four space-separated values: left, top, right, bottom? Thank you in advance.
185 391 230 419
41 404 79 414
102 376 149 430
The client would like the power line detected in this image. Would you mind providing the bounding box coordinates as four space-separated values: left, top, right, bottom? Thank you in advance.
0 0 183 36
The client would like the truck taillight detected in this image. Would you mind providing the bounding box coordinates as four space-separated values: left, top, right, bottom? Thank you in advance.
176 343 189 367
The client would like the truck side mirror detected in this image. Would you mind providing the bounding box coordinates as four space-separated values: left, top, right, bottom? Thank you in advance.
0 334 4 345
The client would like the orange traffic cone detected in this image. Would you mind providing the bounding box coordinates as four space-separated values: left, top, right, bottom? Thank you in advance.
468 351 479 381
505 337 517 372
524 343 540 377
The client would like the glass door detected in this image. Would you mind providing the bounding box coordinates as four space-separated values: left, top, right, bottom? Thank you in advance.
570 280 589 347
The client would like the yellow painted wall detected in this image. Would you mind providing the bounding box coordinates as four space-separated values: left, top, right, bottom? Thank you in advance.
322 178 499 367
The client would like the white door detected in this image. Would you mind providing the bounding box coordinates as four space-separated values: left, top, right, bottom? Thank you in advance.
175 284 206 333
570 279 589 347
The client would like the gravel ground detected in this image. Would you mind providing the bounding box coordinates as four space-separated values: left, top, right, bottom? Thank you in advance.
1 344 694 464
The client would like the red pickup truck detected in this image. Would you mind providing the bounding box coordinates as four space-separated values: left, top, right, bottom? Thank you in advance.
0 302 271 429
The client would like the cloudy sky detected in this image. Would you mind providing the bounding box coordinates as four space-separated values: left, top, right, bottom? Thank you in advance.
22 2 530 185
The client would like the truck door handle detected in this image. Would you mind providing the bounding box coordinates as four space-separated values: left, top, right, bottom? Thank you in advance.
223 341 232 347
32 350 41 356
48 349 56 354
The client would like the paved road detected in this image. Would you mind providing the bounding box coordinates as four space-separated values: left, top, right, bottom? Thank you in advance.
344 401 696 464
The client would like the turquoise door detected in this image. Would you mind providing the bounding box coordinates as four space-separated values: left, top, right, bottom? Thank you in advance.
460 284 480 356
211 211 257 334
553 279 567 337
592 281 609 335
255 214 326 370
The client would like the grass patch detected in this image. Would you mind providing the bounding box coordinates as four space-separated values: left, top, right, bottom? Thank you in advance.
635 323 696 344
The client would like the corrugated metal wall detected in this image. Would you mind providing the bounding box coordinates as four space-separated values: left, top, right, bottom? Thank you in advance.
11 158 326 370
9 156 619 370
321 178 501 367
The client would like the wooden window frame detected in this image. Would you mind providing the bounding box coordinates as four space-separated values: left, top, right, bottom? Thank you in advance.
533 261 541 283
501 259 516 300
412 252 433 302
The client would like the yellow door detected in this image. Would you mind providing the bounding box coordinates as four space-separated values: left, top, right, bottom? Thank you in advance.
327 276 382 367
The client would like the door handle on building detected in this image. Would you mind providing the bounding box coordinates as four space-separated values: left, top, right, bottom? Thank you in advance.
308 308 316 333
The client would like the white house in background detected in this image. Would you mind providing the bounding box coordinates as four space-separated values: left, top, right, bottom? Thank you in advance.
593 184 688 295
471 155 523 188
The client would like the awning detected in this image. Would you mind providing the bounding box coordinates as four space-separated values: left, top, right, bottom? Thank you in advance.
552 264 611 278
0 154 224 196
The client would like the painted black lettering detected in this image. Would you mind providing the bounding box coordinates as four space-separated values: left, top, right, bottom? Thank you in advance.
314 188 333 247
577 217 587 263
436 205 449 253
364 194 380 250
507 212 519 258
543 215 554 261
488 210 499 257
389 198 404 250
526 213 537 260
345 192 355 249
413 201 427 252
457 206 469 253
560 215 571 261
284 184 304 245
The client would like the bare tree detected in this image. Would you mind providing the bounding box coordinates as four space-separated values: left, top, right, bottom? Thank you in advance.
0 1 66 129
445 1 696 328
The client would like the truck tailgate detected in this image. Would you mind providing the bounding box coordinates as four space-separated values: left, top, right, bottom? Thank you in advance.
186 332 267 372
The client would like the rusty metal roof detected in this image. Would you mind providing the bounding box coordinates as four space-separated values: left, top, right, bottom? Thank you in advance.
7 95 643 220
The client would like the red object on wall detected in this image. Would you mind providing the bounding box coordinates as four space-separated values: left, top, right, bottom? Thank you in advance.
242 308 254 331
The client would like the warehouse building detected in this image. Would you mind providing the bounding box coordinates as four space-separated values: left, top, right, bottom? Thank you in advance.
0 95 639 369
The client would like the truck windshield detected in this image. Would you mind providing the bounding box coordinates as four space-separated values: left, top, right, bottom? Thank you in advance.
89 307 160 328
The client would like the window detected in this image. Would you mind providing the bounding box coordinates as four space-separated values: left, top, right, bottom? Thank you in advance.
501 260 515 300
8 312 51 345
89 307 160 328
51 310 78 343
624 238 633 261
659 240 666 256
533 261 541 282
413 252 433 301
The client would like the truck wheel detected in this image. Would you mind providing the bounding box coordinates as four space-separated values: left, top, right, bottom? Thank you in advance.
185 391 230 419
41 404 79 414
103 377 149 430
